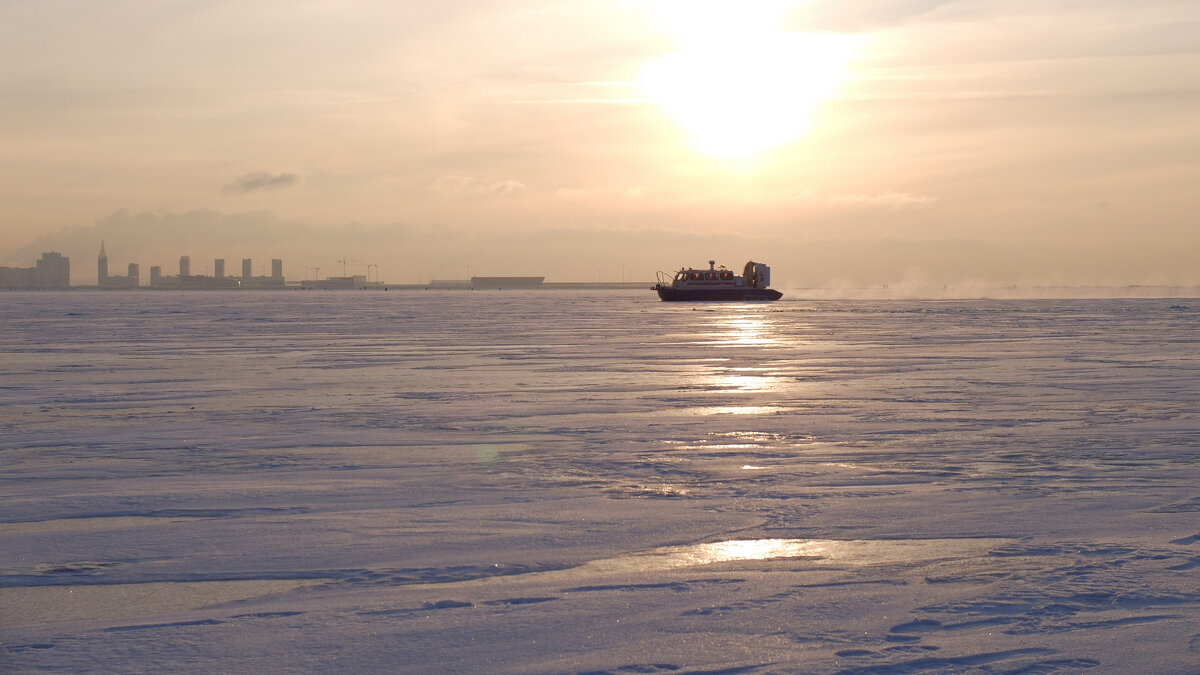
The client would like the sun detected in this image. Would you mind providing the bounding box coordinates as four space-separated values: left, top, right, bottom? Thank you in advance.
636 2 859 158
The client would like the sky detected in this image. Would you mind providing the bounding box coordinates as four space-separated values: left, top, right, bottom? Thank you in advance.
2 0 1198 286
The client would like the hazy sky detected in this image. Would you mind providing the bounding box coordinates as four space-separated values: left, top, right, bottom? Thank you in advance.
3 0 1198 286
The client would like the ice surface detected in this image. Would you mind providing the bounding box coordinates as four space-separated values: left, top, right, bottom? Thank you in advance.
2 291 1198 673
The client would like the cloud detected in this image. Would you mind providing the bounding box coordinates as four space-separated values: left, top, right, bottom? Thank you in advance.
553 186 645 200
782 190 935 209
222 172 300 195
554 187 602 199
428 175 527 197
783 0 959 32
827 191 936 209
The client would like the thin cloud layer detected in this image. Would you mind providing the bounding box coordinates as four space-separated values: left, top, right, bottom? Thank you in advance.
223 172 300 195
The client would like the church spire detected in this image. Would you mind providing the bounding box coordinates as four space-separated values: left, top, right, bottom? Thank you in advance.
98 240 108 286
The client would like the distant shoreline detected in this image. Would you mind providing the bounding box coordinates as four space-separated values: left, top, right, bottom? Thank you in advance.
5 283 1200 300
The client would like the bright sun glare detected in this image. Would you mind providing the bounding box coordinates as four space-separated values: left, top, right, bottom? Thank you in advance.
636 1 860 158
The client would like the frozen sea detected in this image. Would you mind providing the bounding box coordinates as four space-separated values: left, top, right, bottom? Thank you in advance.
2 290 1199 674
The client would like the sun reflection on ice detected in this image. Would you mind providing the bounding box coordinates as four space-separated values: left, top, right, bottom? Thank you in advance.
715 370 774 391
688 405 781 415
424 538 1014 591
702 310 789 394
712 314 776 347
587 539 828 573
576 538 1010 576
685 539 830 565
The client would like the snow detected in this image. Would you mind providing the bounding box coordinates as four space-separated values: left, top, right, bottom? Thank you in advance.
2 291 1198 673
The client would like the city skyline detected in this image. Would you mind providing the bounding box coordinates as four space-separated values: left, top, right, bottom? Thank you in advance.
101 243 287 288
2 245 294 289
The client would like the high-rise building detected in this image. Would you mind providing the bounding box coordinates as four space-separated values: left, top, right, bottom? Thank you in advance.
128 263 140 287
214 259 225 279
35 252 70 288
98 242 108 285
180 255 191 277
151 266 162 286
242 258 252 279
271 258 283 279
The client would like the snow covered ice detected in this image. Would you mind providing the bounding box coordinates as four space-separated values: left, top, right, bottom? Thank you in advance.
2 291 1199 673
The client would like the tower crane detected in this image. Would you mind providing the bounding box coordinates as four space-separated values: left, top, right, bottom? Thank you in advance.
337 258 361 278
